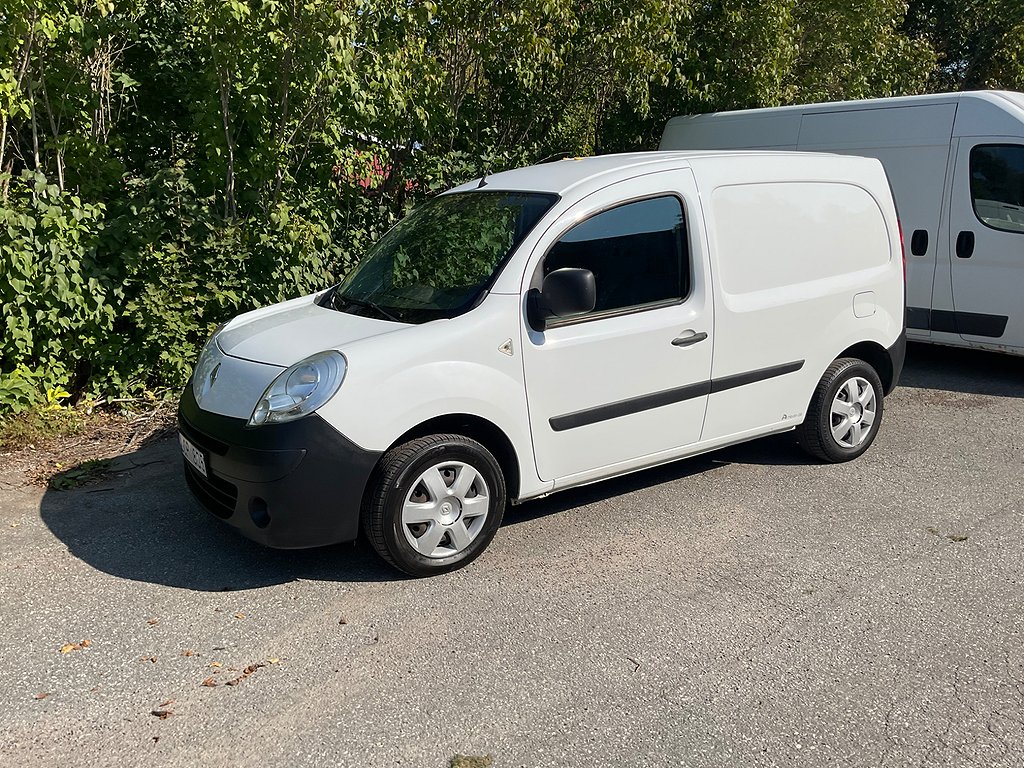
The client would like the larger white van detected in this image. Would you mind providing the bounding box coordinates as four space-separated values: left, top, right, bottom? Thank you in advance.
178 152 905 576
660 90 1024 355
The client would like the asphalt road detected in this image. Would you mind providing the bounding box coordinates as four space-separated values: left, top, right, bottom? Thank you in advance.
1 342 1023 768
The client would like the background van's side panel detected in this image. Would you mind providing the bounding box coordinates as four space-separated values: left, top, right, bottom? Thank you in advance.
797 106 957 330
661 113 800 150
953 95 1024 137
797 104 956 148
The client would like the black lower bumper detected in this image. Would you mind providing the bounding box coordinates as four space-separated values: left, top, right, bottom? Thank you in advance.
177 385 381 548
886 328 907 394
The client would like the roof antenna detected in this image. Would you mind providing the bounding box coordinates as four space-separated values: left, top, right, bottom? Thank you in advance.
476 174 488 188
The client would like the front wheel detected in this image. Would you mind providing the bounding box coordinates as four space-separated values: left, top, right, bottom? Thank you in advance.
362 434 506 577
796 358 884 463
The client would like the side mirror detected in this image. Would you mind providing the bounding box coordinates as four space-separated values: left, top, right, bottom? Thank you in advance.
527 267 597 331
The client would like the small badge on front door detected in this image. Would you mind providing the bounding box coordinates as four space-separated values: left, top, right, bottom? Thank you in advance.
498 339 514 356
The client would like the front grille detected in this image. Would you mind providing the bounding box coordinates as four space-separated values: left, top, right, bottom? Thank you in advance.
178 418 229 456
184 462 238 519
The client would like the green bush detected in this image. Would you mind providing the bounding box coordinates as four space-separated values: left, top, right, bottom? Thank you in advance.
0 172 116 410
0 166 352 406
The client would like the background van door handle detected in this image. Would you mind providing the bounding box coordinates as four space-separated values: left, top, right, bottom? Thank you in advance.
671 331 708 347
956 230 975 258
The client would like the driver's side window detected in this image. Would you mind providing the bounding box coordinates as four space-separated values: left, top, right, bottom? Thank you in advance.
970 144 1024 234
543 195 689 320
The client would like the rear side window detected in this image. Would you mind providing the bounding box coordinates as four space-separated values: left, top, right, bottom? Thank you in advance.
970 144 1024 234
543 196 688 319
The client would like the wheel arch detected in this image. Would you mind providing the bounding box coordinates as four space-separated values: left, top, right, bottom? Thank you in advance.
837 340 896 394
389 414 522 502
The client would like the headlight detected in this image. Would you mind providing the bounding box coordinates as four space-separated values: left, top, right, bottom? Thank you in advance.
249 351 347 426
192 324 227 405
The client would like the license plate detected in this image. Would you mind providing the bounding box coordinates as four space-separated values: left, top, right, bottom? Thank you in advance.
179 433 208 477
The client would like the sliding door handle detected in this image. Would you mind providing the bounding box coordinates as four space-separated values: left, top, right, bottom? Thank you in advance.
671 331 708 347
956 230 975 259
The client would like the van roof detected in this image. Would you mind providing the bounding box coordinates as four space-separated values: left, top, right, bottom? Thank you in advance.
666 89 1024 120
663 90 1024 124
447 150 830 196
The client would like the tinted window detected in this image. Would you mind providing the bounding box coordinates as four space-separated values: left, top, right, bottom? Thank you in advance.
543 196 688 317
970 144 1024 233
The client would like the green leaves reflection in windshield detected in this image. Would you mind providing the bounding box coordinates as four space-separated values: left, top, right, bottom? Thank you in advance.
334 191 557 323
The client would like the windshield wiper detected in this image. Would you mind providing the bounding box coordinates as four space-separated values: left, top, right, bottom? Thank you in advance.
333 292 402 323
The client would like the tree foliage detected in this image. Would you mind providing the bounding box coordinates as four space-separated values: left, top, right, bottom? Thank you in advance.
0 0 1020 411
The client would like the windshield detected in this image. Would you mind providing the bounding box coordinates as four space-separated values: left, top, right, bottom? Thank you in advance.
329 191 558 323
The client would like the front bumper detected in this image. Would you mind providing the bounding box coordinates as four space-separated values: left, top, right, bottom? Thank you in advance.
177 385 381 548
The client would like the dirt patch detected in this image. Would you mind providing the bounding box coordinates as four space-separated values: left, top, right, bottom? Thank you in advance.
0 401 178 489
912 390 995 410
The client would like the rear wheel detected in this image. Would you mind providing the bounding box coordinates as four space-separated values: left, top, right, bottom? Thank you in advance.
362 434 506 576
797 358 884 463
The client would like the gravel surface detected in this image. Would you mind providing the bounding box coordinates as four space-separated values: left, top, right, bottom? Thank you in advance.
1 342 1022 767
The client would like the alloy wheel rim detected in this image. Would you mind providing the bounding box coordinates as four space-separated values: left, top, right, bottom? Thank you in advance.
401 461 490 558
830 376 877 448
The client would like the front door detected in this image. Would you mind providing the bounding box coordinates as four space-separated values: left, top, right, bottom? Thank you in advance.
520 171 713 482
948 138 1024 348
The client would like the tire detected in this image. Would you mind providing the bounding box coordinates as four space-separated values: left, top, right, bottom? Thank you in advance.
362 433 506 577
796 357 884 463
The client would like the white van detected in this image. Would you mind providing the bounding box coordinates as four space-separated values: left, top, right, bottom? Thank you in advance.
178 152 905 576
660 90 1024 355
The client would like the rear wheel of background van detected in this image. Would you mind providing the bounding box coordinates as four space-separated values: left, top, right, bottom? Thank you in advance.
797 358 884 463
362 433 506 577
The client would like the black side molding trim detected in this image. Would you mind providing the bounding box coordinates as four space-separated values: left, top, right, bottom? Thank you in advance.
549 360 804 432
709 360 805 394
549 381 712 432
906 306 1008 338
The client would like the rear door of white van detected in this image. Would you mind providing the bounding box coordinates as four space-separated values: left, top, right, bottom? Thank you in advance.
520 170 713 483
947 138 1024 349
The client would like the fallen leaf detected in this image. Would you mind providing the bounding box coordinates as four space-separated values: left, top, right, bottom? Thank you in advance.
150 710 173 720
233 613 245 620
159 699 174 707
268 657 279 664
338 615 348 625
147 619 159 626
224 662 265 687
141 655 158 663
59 640 91 654
34 692 50 700
9 522 19 528
209 661 221 668
181 649 196 657
201 677 218 687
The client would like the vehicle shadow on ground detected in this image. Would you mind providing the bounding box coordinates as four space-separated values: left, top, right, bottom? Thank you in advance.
506 433 814 526
43 341 1006 591
41 430 809 589
38 439 399 591
900 341 1024 397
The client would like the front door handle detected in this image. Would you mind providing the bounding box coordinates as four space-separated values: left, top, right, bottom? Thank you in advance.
671 330 708 347
956 230 975 258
